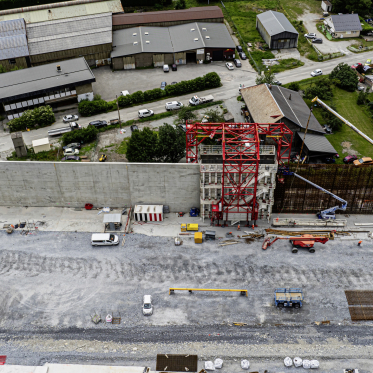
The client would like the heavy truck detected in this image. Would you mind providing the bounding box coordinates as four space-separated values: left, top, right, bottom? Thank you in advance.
48 122 81 136
189 95 214 106
274 288 304 308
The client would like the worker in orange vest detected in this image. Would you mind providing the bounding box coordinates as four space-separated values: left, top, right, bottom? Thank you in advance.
237 224 241 231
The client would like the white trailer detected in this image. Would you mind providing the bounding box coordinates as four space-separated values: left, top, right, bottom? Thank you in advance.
48 122 81 136
189 95 214 106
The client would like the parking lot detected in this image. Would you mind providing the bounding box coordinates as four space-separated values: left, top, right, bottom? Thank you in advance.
92 62 255 101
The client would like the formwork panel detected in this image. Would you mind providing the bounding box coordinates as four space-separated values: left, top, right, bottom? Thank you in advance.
348 306 373 321
345 290 373 305
156 354 198 372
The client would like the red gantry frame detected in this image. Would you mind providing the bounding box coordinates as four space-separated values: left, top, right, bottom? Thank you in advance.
186 122 293 224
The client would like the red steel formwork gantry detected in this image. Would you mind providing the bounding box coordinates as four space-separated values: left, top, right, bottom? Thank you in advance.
186 122 293 223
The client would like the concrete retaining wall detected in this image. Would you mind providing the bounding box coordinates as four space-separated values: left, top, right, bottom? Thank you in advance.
0 162 200 211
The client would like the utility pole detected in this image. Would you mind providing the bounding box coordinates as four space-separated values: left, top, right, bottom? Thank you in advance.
116 95 121 129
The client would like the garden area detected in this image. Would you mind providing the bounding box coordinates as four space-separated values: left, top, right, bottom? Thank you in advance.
283 64 373 162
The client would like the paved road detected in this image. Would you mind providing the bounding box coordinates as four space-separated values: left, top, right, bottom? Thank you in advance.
0 50 371 155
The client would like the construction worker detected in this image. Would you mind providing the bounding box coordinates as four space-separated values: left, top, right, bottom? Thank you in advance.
358 240 362 247
237 224 241 231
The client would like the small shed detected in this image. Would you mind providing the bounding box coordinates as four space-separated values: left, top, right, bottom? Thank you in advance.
134 205 163 222
32 137 50 153
321 0 332 12
103 213 122 231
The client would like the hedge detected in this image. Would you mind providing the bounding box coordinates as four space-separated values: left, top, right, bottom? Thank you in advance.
78 72 222 117
8 105 55 132
61 126 98 146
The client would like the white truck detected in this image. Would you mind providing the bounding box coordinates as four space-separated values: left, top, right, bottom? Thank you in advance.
189 95 214 106
48 122 81 136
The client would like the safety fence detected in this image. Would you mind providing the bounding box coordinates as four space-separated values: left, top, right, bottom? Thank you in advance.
273 164 373 214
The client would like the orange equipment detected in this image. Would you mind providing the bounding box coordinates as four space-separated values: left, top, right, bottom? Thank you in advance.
262 234 329 253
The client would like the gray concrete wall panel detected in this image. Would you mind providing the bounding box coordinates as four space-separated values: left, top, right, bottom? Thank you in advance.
0 162 200 211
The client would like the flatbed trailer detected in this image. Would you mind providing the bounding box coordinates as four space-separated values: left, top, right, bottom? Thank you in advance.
275 288 303 308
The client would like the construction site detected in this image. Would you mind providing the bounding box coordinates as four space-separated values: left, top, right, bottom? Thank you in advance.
0 118 373 373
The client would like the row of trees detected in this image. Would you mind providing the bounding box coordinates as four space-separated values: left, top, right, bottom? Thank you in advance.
78 72 221 117
8 106 55 132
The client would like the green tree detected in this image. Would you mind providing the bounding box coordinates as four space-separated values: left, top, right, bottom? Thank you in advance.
255 68 276 85
0 64 6 73
175 0 186 9
332 0 372 14
288 82 300 91
202 108 224 123
321 103 343 131
126 127 158 162
61 126 98 146
175 107 197 124
204 72 221 88
357 88 369 105
330 63 359 92
157 124 186 162
304 76 334 100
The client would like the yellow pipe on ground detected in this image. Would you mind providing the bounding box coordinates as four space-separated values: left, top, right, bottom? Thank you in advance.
169 288 248 296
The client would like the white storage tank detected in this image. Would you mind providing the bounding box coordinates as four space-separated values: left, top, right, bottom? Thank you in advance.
134 205 163 222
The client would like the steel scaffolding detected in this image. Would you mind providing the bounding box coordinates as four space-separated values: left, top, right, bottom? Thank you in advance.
186 122 293 224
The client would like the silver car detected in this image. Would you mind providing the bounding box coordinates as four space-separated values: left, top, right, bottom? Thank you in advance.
63 114 79 122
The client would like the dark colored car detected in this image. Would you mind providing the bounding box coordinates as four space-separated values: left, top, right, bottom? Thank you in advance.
171 64 177 71
130 124 139 132
234 59 242 67
236 45 243 52
312 38 323 44
89 120 107 128
160 81 167 90
239 52 247 60
343 155 358 164
273 80 282 85
62 142 82 150
61 155 80 161
178 124 186 132
171 81 178 85
324 157 336 164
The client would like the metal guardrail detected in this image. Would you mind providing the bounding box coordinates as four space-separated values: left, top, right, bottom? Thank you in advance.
220 1 260 73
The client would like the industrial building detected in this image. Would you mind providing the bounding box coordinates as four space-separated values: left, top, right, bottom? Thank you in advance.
112 6 224 30
186 122 293 224
0 18 30 71
0 57 95 120
256 10 298 49
0 0 123 24
111 22 235 69
26 13 113 66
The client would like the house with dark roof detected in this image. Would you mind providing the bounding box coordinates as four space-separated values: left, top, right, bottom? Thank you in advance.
240 84 337 160
0 19 30 71
324 14 362 38
256 10 298 49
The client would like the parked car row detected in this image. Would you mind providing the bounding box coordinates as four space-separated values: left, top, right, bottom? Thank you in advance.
163 64 177 72
304 33 323 43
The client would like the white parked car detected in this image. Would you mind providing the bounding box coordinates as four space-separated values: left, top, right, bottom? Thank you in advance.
165 101 184 111
63 114 79 122
63 148 79 156
120 90 130 96
226 62 234 70
304 33 316 39
311 69 323 77
138 109 154 118
142 295 153 316
163 64 169 72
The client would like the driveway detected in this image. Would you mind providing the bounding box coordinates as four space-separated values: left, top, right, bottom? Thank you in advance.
301 11 355 55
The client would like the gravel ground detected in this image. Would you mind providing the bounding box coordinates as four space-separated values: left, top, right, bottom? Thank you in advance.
1 230 373 370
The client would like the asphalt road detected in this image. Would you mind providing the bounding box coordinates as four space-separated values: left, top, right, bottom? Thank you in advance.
0 50 371 155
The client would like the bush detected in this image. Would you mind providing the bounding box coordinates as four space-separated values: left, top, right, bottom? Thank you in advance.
130 90 144 104
288 82 300 91
143 88 165 101
304 77 334 100
61 126 98 146
174 0 186 9
204 72 221 88
330 62 359 92
78 99 109 116
8 105 55 132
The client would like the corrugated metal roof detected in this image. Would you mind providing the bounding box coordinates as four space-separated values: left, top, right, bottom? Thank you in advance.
330 14 362 32
112 6 223 26
0 0 122 24
256 10 298 36
0 18 25 37
240 84 325 133
0 34 29 59
0 18 29 59
26 13 112 55
297 132 337 154
111 22 234 57
0 57 95 102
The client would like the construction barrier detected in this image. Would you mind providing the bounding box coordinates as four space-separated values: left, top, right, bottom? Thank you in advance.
169 288 248 296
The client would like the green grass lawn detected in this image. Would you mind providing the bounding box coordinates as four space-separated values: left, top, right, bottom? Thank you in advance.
280 0 320 19
284 76 373 161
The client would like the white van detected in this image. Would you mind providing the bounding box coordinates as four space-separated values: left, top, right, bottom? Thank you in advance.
165 101 183 111
91 233 119 246
138 109 154 118
142 295 153 315
163 64 169 72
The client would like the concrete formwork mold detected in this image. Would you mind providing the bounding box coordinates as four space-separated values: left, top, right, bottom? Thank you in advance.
0 162 200 211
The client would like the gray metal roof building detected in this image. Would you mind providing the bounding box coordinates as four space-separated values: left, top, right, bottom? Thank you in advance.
0 57 95 103
111 21 234 57
296 132 337 157
26 13 112 56
328 14 362 32
256 10 298 49
0 19 29 61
